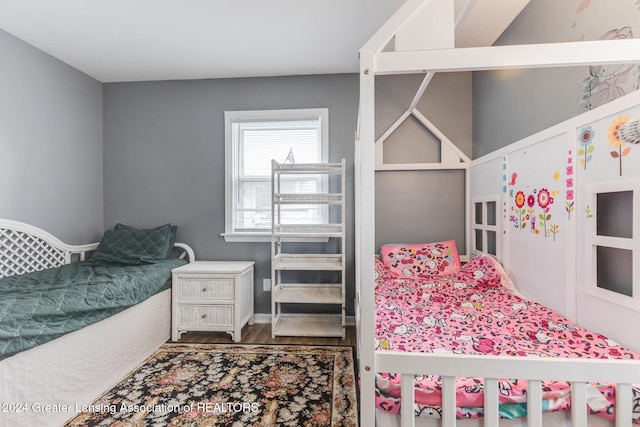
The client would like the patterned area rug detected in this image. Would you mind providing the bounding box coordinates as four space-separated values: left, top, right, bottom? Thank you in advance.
65 343 358 427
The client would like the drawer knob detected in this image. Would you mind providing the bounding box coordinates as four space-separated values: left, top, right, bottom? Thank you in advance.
201 314 207 319
201 288 207 292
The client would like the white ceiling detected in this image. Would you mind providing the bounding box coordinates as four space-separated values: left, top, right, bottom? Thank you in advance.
0 0 528 83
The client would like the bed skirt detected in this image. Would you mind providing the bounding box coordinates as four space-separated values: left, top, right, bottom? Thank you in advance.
0 289 171 427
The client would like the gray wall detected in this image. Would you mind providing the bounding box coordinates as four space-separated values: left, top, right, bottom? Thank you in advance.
473 0 640 157
374 72 472 253
2 26 471 316
103 75 358 315
0 29 103 244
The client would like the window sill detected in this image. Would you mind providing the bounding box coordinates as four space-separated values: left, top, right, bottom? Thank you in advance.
221 233 329 243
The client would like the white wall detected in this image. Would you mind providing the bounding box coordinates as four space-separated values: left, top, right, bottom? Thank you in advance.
574 95 640 351
471 90 640 351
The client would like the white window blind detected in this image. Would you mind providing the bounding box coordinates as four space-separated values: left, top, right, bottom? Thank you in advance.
224 109 328 241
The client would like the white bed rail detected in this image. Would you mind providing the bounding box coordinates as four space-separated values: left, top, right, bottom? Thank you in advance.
173 242 196 264
0 219 196 278
378 350 640 427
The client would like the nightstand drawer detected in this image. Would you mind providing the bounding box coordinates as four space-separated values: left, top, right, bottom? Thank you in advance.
178 304 234 327
176 277 234 301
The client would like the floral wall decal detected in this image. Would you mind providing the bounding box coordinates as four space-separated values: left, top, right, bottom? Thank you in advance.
514 190 527 230
537 188 555 238
566 150 575 220
585 205 594 219
510 184 559 239
527 194 536 233
578 126 594 169
608 115 632 176
507 139 566 243
579 27 638 110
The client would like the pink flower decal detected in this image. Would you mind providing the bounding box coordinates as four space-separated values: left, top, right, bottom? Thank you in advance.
537 188 551 209
527 195 535 208
566 150 575 220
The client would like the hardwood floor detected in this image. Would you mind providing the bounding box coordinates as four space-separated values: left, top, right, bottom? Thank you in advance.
174 323 358 347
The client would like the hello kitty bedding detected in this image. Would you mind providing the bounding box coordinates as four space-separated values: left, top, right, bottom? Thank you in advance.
374 243 640 422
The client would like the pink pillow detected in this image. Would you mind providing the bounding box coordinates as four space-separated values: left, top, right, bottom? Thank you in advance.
380 240 461 278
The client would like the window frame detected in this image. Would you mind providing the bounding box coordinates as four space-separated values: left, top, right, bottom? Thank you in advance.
471 196 501 258
585 179 640 310
222 108 329 243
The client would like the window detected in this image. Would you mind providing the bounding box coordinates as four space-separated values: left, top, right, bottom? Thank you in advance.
585 180 640 310
223 109 328 242
472 196 500 257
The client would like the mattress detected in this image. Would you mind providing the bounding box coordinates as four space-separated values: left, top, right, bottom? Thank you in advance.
0 258 186 360
373 254 640 423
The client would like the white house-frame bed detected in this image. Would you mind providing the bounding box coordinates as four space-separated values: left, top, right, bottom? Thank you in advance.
0 219 195 427
355 1 640 426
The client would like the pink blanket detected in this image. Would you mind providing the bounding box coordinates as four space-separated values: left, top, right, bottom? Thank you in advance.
374 254 640 421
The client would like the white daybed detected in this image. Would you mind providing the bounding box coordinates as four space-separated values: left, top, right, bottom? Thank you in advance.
355 1 640 426
0 219 195 427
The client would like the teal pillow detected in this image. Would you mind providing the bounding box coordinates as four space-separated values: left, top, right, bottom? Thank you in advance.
115 223 177 252
90 224 175 265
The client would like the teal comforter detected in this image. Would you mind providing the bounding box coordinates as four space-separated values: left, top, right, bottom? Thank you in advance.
0 259 186 361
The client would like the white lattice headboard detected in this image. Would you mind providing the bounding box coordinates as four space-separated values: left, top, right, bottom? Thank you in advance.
0 219 99 278
0 219 196 279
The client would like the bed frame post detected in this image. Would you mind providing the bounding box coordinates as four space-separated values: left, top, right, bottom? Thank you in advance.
357 48 377 427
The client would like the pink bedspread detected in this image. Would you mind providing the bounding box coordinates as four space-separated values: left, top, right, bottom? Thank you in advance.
374 254 640 422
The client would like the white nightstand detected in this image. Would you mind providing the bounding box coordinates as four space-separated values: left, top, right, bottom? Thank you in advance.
171 260 255 342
